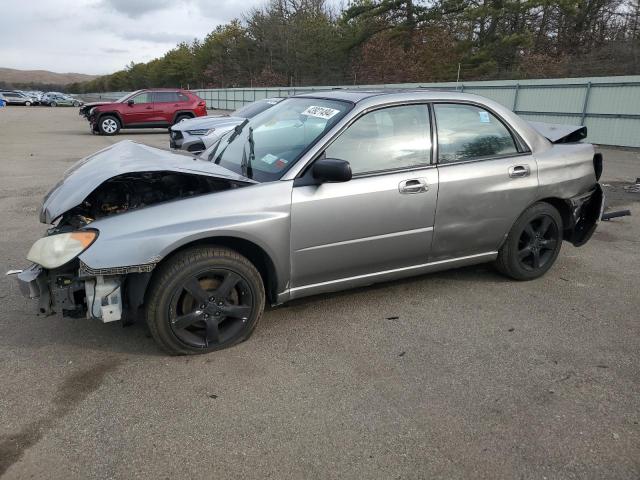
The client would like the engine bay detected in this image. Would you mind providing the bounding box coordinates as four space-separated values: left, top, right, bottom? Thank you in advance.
59 171 244 228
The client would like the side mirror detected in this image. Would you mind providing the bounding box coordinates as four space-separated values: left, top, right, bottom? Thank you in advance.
127 99 134 106
312 158 352 184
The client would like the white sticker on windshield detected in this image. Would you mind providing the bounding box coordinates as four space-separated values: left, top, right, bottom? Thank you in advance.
301 105 340 119
478 111 490 123
260 153 279 165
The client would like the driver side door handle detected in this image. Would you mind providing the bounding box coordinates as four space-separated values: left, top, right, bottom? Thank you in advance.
508 164 530 178
398 178 428 194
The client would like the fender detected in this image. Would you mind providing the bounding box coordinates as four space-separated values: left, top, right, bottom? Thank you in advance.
96 110 123 127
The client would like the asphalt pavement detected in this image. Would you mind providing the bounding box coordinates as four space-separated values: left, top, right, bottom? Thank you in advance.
0 106 639 479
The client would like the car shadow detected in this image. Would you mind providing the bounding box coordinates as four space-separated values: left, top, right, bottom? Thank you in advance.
3 264 507 357
270 263 509 312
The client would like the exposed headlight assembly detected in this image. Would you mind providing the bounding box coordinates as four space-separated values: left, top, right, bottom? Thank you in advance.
27 230 98 269
89 107 96 116
186 128 215 136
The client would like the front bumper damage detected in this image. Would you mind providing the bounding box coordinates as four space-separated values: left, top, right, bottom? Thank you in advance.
9 264 124 322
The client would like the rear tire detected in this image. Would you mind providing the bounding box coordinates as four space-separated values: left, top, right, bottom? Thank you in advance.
495 202 563 280
146 246 266 355
98 115 120 135
25 101 31 106
174 114 192 125
50 101 57 107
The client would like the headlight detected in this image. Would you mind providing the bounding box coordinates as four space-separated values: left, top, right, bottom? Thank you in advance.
186 128 215 136
27 230 98 269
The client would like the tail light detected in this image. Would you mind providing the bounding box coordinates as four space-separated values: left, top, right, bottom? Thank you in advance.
593 153 603 181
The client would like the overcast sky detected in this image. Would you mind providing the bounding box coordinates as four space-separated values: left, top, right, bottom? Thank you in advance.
0 0 273 75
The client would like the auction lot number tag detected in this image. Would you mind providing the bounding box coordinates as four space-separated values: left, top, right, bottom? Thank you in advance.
302 106 340 119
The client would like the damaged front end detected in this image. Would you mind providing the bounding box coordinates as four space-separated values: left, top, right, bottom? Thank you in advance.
11 264 122 322
10 140 255 323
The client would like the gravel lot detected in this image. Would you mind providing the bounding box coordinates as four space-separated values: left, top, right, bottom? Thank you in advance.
1 106 639 479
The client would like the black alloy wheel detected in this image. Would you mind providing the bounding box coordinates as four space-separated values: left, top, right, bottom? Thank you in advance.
169 268 254 348
145 246 265 355
495 202 563 280
516 214 559 271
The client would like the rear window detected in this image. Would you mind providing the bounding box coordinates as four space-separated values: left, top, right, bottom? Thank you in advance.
434 103 519 163
154 92 180 103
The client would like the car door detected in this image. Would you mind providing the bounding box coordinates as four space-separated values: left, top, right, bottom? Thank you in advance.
121 91 155 125
430 102 538 261
153 91 180 125
290 104 438 292
4 93 19 104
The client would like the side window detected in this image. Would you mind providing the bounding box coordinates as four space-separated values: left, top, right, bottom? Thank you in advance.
177 93 190 102
325 105 431 175
434 104 518 164
154 92 179 103
131 92 152 104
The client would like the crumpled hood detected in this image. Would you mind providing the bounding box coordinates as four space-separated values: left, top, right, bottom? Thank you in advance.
40 140 255 223
172 115 244 132
80 101 113 110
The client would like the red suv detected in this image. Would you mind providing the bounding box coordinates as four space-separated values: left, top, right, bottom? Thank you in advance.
81 89 207 135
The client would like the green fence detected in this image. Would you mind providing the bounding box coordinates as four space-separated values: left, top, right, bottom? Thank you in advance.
194 75 640 148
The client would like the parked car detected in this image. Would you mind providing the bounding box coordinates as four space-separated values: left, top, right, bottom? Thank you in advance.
0 90 35 106
41 93 82 107
170 98 284 153
0 93 6 107
10 90 603 355
18 90 44 105
80 89 207 135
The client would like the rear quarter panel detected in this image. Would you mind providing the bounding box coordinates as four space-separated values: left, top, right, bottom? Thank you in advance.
536 143 597 199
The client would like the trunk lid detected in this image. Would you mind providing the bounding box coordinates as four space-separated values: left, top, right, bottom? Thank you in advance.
528 121 587 144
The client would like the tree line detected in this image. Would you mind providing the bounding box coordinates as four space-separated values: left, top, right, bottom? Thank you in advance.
69 0 640 93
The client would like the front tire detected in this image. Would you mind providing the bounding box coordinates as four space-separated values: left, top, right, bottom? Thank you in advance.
50 101 57 107
98 115 120 135
145 246 266 355
25 101 31 106
495 202 563 280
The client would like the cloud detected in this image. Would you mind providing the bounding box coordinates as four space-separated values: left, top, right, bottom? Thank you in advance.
101 48 129 54
100 0 177 17
0 0 271 75
119 31 196 44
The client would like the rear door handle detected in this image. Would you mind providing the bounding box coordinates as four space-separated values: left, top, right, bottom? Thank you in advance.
508 165 530 178
399 178 428 194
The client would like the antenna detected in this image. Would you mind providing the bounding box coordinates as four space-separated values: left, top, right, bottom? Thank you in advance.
456 63 461 91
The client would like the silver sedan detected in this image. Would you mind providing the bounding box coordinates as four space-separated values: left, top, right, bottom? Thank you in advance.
12 90 604 355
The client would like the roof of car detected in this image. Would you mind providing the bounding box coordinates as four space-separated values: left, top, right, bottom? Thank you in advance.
296 88 480 104
141 88 189 92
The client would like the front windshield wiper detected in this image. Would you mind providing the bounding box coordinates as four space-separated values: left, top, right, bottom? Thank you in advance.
213 118 249 164
228 118 249 143
240 127 255 179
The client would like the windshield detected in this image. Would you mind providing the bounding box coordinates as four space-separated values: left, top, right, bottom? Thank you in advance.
232 99 281 119
203 97 352 182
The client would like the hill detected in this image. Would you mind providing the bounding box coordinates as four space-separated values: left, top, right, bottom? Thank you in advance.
0 68 98 86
